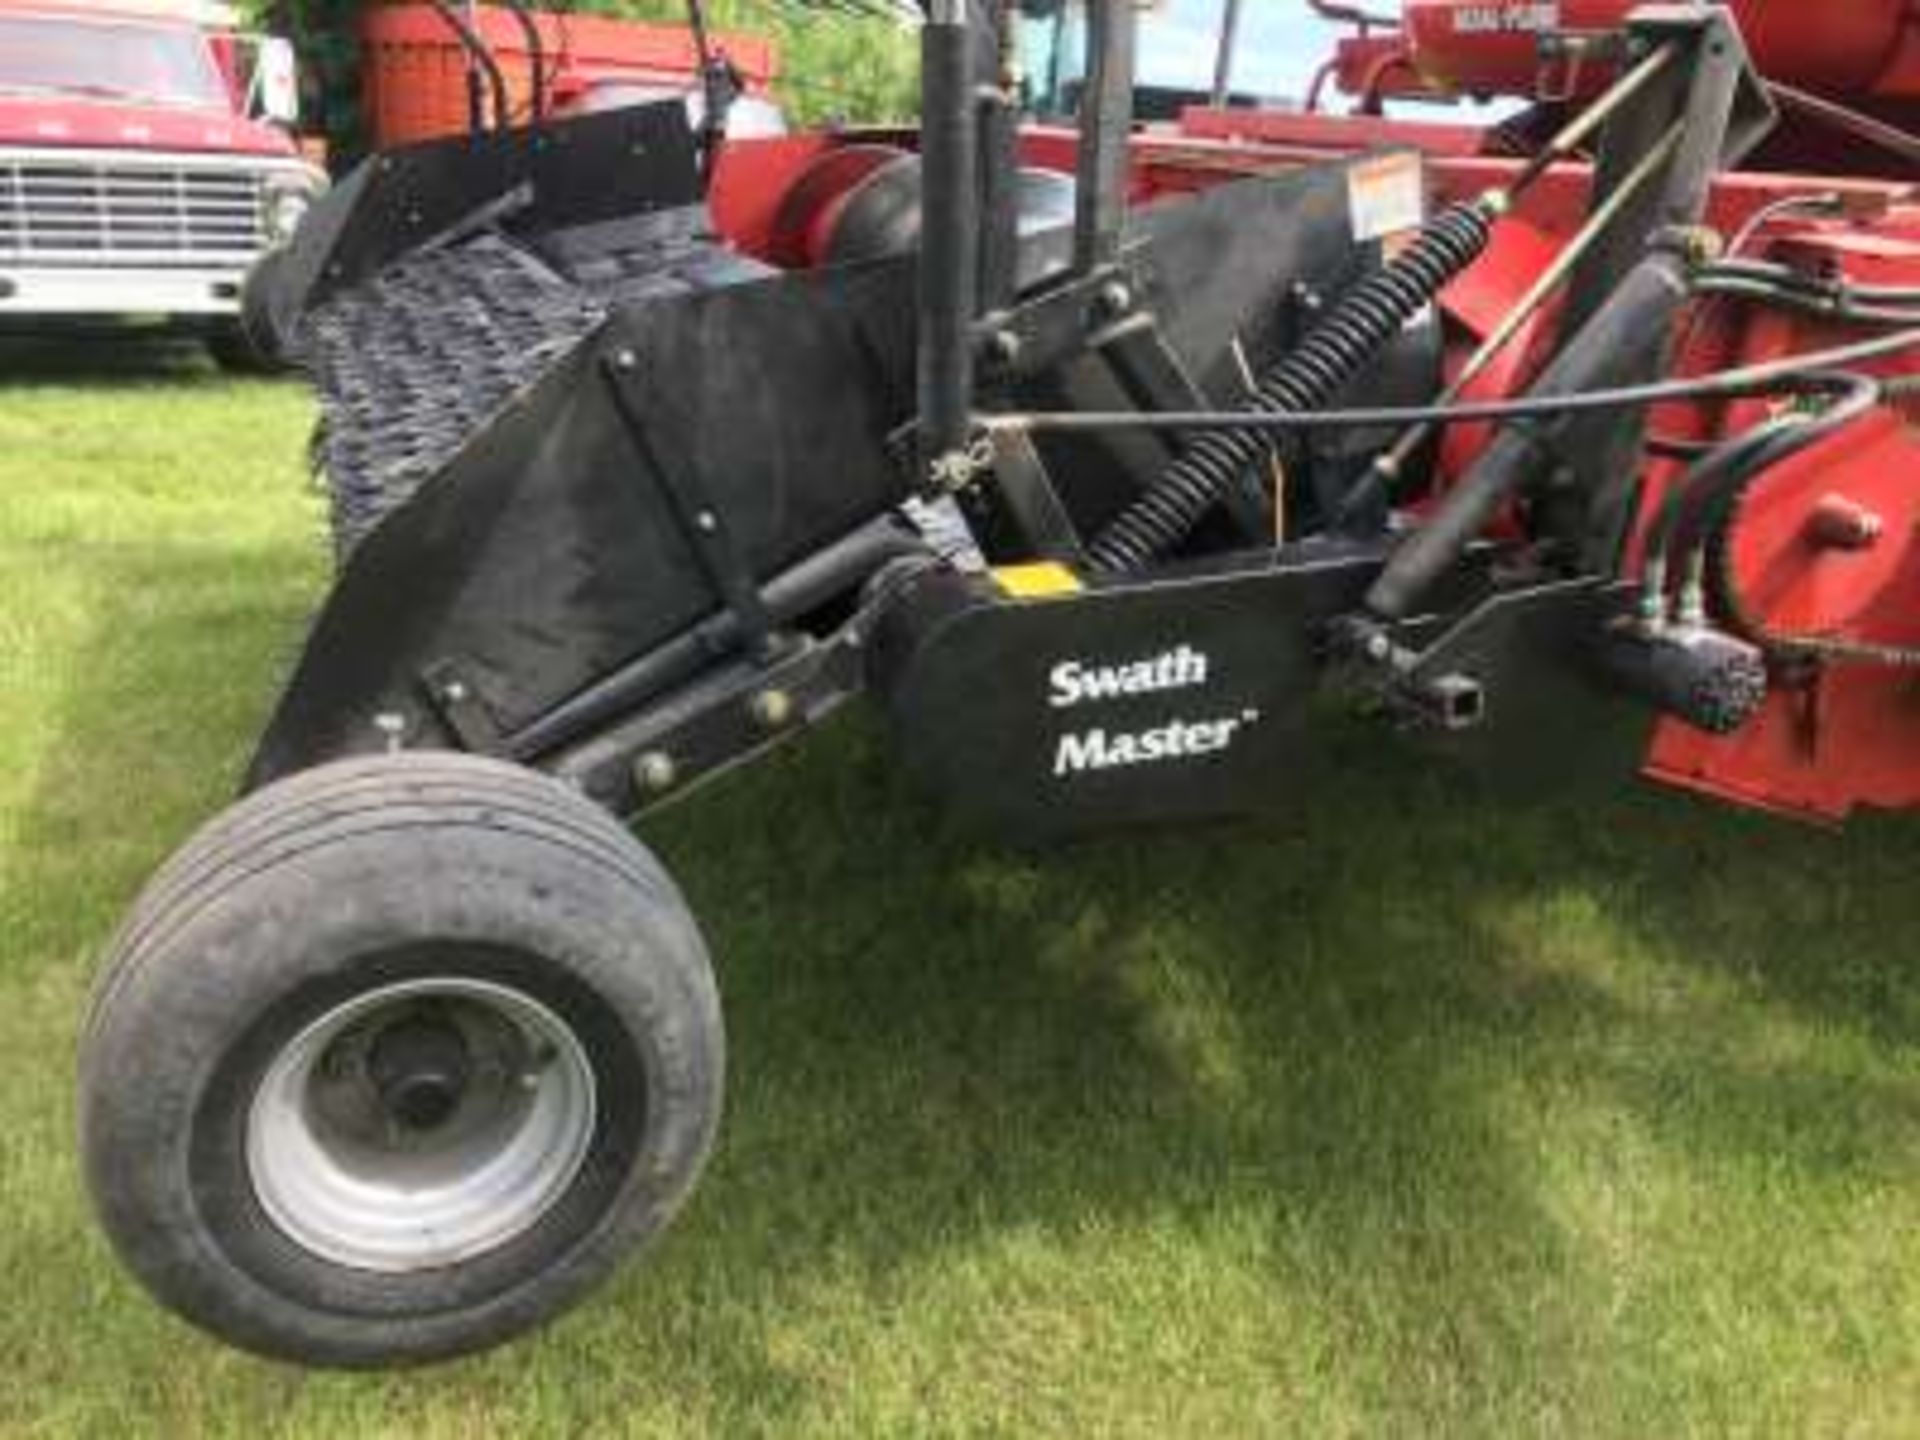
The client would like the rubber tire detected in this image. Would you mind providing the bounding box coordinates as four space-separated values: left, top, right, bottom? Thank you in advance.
78 753 724 1368
205 320 287 375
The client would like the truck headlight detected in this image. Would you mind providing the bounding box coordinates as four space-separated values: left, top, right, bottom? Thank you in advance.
262 177 320 245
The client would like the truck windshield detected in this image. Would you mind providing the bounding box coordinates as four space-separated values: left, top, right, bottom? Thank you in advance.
0 15 229 109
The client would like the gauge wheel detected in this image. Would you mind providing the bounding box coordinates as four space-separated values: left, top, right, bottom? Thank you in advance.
79 752 723 1368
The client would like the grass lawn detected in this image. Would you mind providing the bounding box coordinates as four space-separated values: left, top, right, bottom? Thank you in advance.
2 337 1917 1436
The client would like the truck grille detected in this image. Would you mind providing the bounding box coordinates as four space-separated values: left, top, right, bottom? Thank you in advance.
0 157 264 267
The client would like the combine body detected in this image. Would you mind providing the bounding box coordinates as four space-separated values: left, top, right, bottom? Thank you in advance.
1398 0 1920 111
75 0 1920 1369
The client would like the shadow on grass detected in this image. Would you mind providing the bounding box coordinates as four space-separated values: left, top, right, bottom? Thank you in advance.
0 332 222 387
622 718 1920 1423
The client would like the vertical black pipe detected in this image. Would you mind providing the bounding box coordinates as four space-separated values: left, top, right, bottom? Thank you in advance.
919 1 982 475
1073 0 1136 274
977 2 1023 313
1211 0 1245 108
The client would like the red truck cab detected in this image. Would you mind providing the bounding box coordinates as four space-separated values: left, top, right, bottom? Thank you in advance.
0 0 325 366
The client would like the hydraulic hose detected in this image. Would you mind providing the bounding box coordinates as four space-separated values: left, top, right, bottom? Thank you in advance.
1692 385 1920 668
501 0 547 123
1637 373 1881 615
427 0 510 134
1083 195 1502 573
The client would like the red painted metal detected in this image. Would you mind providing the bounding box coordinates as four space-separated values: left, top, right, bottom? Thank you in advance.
1400 0 1920 103
0 93 292 156
359 3 778 148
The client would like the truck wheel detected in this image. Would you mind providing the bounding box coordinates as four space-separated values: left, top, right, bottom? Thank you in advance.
78 753 723 1368
206 320 287 374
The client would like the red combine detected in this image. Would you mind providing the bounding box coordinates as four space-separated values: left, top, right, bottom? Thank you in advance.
0 0 324 365
73 1 1920 1367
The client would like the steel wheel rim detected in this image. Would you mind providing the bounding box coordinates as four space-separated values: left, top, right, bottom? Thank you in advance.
246 977 598 1274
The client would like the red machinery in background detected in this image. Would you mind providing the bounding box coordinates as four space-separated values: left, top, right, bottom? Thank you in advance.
1396 0 1920 118
358 2 780 148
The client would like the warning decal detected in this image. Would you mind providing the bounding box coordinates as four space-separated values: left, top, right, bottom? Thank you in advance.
1347 153 1426 244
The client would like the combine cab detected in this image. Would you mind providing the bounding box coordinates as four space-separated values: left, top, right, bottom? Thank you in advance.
78 1 1920 1366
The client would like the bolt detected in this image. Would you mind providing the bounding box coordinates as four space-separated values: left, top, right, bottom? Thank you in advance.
633 751 678 794
1364 632 1394 663
614 348 638 371
751 689 795 730
373 712 408 753
442 680 469 704
695 510 719 534
1808 494 1884 551
988 329 1023 364
1097 281 1133 318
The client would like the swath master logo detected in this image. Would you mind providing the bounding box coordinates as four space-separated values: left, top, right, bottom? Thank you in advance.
1045 645 1259 778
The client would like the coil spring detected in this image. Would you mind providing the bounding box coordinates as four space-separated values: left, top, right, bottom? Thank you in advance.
1085 198 1499 574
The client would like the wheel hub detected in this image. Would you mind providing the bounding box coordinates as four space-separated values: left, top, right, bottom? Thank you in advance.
245 978 597 1274
366 1014 472 1131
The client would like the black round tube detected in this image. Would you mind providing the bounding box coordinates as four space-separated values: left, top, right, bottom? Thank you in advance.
1363 252 1691 620
918 11 980 473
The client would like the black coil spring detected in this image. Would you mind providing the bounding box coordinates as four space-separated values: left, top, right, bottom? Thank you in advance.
1085 198 1499 574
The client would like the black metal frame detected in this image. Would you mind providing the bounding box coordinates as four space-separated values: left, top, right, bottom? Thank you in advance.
248 2 1775 842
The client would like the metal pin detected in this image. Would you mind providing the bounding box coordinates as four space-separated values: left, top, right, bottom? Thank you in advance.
373 712 408 753
634 751 678 793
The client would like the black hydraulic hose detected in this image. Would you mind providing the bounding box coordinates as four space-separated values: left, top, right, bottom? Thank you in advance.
685 0 730 176
501 0 547 123
1682 380 1920 668
1702 261 1920 304
988 324 1920 437
1691 277 1920 326
1682 394 1876 571
1082 196 1501 574
1638 373 1881 610
427 0 510 134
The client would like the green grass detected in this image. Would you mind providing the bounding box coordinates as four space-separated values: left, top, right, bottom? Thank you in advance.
2 337 1918 1435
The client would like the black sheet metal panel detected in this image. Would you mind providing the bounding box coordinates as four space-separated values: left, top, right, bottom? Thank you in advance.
253 100 705 339
249 153 1415 792
870 547 1383 839
247 258 919 788
1016 156 1394 540
873 561 1658 840
1402 576 1656 790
